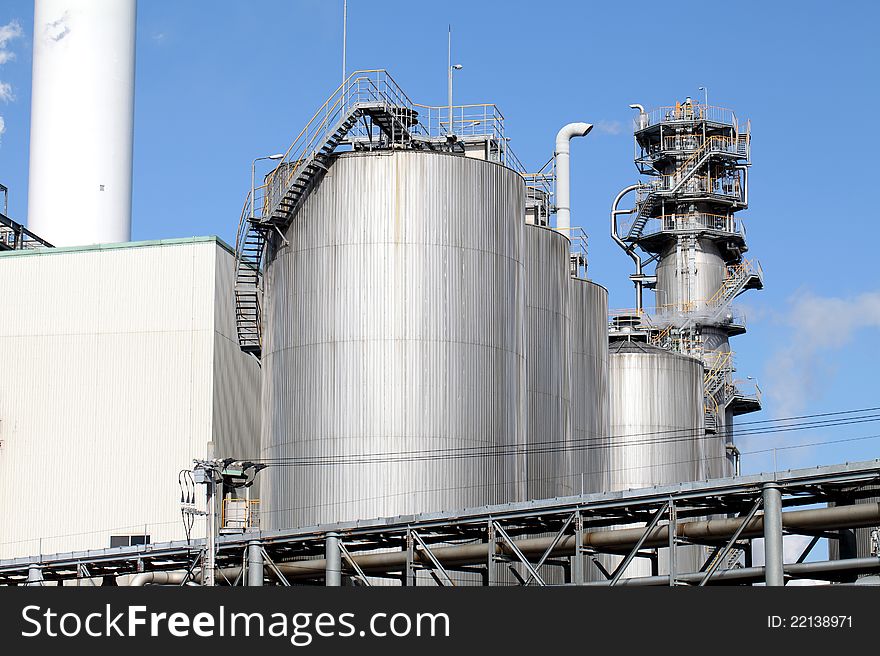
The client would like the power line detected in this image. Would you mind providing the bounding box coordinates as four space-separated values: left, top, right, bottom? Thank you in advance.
252 409 880 468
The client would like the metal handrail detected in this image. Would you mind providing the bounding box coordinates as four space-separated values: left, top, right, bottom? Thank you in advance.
637 103 739 130
637 212 745 239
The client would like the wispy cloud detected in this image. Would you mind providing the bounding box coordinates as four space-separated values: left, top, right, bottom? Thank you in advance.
594 120 623 136
764 290 880 417
0 19 23 140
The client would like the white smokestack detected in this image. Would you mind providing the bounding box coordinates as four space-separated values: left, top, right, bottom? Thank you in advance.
27 0 137 246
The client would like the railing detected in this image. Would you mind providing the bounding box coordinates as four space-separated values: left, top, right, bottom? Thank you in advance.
731 378 762 405
662 133 749 158
636 103 739 130
415 102 505 142
638 212 745 239
556 226 589 267
0 214 53 250
258 70 430 224
221 498 261 531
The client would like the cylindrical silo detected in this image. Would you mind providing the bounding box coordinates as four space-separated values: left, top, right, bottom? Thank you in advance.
260 150 525 529
27 0 137 246
588 340 709 579
568 278 609 497
522 225 571 501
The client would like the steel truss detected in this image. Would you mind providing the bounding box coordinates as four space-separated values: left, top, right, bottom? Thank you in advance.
4 460 879 586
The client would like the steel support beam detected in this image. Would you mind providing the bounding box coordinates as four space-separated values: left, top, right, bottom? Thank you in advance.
338 540 372 587
411 530 455 587
610 502 669 586
247 539 263 586
493 523 546 586
325 533 342 587
260 547 290 587
763 483 785 586
524 512 576 586
699 497 763 586
796 535 821 564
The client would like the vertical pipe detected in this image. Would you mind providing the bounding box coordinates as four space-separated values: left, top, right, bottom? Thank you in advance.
668 501 676 586
246 540 264 587
762 484 784 586
447 26 452 136
554 123 593 232
204 476 215 587
26 564 44 586
325 533 342 586
341 0 347 85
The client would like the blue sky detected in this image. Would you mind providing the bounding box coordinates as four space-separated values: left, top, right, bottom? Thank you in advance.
0 1 878 474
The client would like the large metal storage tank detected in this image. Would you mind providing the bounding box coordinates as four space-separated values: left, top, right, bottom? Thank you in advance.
522 225 571 501
260 150 526 529
568 278 609 497
588 340 709 579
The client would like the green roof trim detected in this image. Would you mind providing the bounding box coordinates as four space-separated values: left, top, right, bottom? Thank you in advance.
0 235 235 259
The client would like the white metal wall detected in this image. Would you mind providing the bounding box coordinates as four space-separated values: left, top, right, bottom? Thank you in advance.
0 238 259 559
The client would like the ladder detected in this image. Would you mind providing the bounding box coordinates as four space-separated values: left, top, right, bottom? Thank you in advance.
233 71 428 358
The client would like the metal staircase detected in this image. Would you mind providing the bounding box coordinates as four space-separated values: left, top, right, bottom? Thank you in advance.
233 71 439 358
705 259 763 317
625 135 747 242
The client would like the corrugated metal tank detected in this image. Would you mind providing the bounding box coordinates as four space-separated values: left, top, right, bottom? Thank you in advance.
568 278 609 497
588 340 708 579
522 225 571 501
261 150 526 529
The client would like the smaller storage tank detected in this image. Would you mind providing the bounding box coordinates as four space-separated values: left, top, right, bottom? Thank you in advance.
587 339 709 580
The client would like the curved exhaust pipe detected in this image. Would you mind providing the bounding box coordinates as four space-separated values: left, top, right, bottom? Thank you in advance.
610 184 644 312
630 103 648 130
554 122 593 233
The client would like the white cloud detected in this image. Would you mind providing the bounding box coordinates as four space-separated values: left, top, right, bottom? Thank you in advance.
0 81 13 103
764 290 880 417
0 19 22 144
0 20 22 48
595 120 623 136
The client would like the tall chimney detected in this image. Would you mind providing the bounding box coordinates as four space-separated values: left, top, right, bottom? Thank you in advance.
27 0 137 246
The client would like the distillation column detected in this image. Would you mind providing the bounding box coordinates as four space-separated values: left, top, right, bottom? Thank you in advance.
610 98 763 479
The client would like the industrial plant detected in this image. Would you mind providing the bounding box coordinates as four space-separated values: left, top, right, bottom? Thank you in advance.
0 0 878 587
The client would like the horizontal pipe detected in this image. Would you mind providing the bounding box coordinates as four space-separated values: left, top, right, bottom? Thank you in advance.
266 502 880 581
581 557 880 587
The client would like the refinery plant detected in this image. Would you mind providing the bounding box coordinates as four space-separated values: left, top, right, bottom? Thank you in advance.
0 0 879 587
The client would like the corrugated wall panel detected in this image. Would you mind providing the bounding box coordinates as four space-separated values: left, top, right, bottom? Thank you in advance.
0 239 259 559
